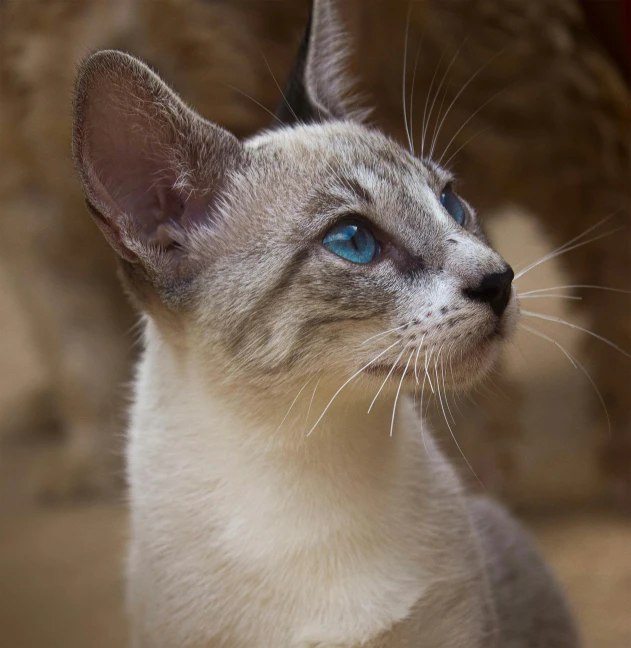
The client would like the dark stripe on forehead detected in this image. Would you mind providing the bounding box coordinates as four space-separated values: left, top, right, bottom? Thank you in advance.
265 247 310 303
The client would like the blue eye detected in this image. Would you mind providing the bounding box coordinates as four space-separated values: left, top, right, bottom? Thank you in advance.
440 186 465 225
322 221 380 264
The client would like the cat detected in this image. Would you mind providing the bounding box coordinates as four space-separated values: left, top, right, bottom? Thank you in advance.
2 0 628 504
71 0 580 645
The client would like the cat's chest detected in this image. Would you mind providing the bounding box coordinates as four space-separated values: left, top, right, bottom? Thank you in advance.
128 453 485 647
130 514 484 648
126 390 488 647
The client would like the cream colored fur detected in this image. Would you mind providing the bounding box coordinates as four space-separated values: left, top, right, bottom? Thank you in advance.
127 320 492 647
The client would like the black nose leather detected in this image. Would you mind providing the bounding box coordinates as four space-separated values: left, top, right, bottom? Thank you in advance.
464 267 514 317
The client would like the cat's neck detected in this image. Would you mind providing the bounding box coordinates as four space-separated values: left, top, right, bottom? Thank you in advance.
127 322 482 647
129 320 446 507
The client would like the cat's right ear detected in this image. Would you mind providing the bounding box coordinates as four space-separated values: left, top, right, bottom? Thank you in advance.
72 50 245 307
276 0 365 125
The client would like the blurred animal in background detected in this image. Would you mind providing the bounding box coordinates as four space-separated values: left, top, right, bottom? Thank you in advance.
0 0 628 502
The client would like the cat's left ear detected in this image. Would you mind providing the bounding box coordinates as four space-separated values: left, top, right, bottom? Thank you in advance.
72 50 245 309
276 0 364 125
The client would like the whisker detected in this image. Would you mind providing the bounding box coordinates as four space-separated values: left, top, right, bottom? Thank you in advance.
225 84 281 124
520 324 610 438
401 3 414 152
429 47 506 161
521 310 631 360
424 345 436 393
421 47 446 158
276 380 311 433
307 340 401 437
259 49 298 123
368 347 406 413
514 226 625 281
447 343 464 417
513 212 621 280
520 324 577 368
441 125 493 169
414 334 426 384
419 358 431 455
434 350 483 487
438 347 457 425
518 294 582 301
390 350 414 436
520 284 631 297
305 378 321 424
408 35 424 155
437 85 510 166
362 323 408 345
426 36 470 160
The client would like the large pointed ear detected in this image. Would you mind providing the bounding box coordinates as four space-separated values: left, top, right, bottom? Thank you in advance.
72 50 244 306
276 0 364 125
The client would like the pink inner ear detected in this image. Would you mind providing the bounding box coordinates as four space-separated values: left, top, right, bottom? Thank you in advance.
79 62 215 253
75 51 243 270
86 103 191 248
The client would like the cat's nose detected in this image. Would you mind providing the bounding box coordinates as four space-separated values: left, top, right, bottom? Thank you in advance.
464 267 514 317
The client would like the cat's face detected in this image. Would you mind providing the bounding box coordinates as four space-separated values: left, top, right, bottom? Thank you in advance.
189 122 517 392
72 0 517 396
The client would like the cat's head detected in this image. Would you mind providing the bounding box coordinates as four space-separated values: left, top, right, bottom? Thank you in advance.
72 0 518 396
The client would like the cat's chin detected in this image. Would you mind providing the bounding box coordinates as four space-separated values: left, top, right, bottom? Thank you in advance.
364 332 502 392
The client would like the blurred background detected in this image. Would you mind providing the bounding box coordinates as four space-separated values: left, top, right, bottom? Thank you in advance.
0 1 629 646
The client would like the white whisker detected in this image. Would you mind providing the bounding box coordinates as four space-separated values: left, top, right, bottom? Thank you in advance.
519 284 631 297
305 378 321 424
421 47 446 158
514 226 624 281
514 211 621 280
401 3 414 152
521 324 610 438
408 34 424 155
362 323 408 345
518 294 582 301
427 37 470 160
368 346 406 413
520 324 576 368
307 340 401 437
521 310 631 360
434 351 483 487
444 346 460 421
276 380 311 433
429 47 506 161
424 345 435 393
442 125 493 169
259 49 298 123
419 361 431 455
414 334 426 384
225 84 281 124
438 347 456 425
437 85 509 165
391 351 414 437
